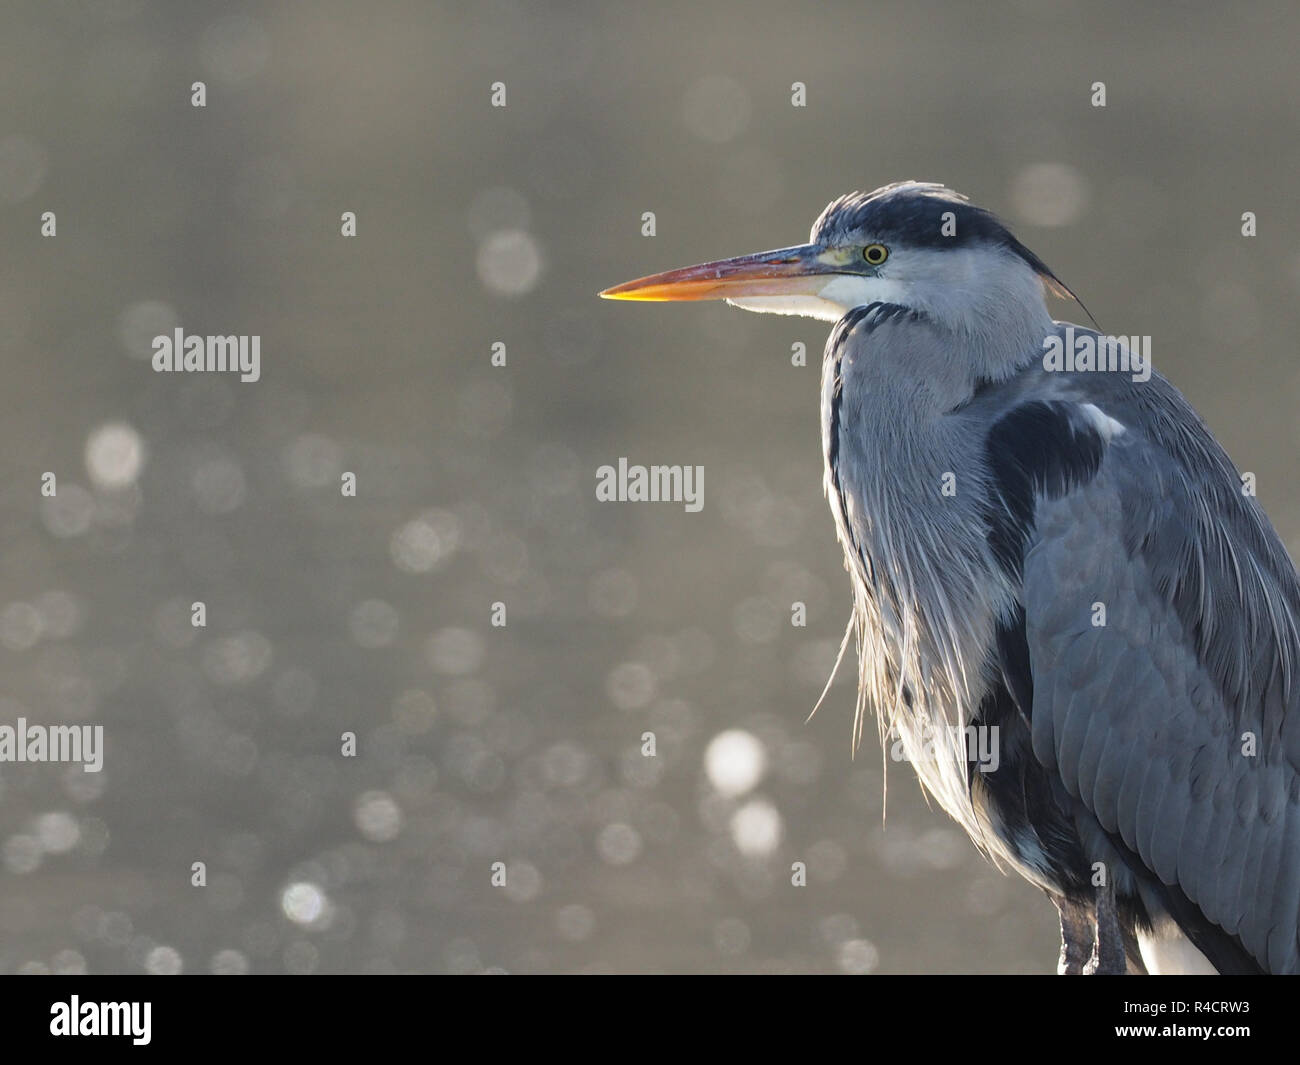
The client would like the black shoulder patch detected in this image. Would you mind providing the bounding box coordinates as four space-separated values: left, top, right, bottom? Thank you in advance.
984 401 1107 580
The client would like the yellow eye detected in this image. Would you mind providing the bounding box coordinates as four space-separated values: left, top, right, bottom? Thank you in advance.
863 243 889 266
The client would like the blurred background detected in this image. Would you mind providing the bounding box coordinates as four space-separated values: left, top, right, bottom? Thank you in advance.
0 0 1297 974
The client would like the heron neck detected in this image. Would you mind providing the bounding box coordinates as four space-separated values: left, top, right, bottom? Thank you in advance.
906 252 1057 393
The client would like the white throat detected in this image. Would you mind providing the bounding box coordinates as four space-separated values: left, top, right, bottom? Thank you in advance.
727 275 898 322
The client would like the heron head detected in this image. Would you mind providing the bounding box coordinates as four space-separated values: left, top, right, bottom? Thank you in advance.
601 181 1075 330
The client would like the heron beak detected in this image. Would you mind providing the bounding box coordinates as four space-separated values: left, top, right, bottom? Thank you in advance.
600 243 846 302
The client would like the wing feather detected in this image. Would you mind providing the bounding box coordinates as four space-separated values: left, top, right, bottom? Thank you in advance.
993 365 1300 972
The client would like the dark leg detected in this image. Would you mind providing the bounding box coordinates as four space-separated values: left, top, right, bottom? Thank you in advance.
1122 922 1149 975
1083 877 1127 975
1051 893 1093 976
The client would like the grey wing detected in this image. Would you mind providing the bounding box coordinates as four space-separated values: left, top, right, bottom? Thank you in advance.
1002 372 1300 974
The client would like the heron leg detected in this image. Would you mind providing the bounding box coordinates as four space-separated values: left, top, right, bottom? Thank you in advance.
1051 894 1092 976
1122 923 1148 976
1083 878 1126 975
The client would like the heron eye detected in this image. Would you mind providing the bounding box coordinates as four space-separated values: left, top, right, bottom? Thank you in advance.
863 243 889 265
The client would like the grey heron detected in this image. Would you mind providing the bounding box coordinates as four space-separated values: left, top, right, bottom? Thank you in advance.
601 181 1298 975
